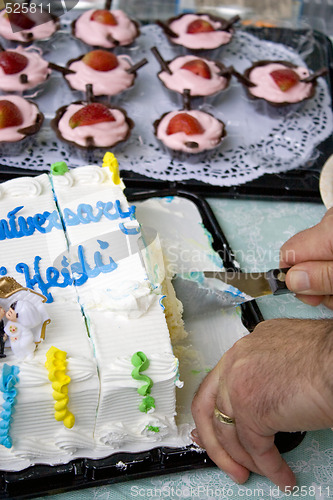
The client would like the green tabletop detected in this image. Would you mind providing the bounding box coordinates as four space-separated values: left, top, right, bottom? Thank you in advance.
33 197 333 500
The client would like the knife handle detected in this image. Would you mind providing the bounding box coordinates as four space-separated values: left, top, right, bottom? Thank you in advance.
266 268 290 295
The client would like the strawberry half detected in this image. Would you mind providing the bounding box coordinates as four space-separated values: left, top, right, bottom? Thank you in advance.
186 19 215 34
0 100 23 129
0 51 28 75
166 113 205 135
181 59 211 79
69 103 116 129
90 10 117 26
270 68 300 92
82 50 118 72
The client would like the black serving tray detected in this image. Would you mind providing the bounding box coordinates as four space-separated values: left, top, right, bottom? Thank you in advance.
120 26 333 202
0 186 305 500
0 26 331 202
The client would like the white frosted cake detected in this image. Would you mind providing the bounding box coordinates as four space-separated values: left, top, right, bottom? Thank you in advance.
0 155 182 471
0 156 246 475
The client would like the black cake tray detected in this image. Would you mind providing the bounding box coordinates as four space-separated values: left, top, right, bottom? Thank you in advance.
0 187 305 500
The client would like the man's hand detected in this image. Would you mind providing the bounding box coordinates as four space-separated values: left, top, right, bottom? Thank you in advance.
191 318 333 490
280 207 333 309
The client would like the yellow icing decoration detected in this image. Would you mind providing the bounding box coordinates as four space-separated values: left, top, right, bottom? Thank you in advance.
102 152 122 185
45 347 75 429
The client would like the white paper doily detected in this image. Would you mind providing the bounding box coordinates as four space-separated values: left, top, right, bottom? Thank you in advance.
2 24 333 187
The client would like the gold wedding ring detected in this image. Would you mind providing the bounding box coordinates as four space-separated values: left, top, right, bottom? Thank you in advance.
214 407 236 425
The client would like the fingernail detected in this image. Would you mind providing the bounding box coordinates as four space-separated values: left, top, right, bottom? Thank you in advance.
288 270 311 292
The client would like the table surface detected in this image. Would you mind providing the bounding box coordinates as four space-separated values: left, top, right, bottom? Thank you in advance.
31 196 333 500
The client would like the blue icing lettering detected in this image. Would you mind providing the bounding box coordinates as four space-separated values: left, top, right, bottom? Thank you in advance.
63 208 80 226
44 210 63 232
61 256 69 267
16 257 74 303
119 222 140 235
97 240 109 250
114 200 136 220
100 201 119 221
0 267 7 276
77 245 117 279
18 215 35 236
0 207 62 241
77 203 103 224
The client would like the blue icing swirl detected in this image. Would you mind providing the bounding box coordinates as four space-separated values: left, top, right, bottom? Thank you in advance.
97 240 109 250
0 364 20 449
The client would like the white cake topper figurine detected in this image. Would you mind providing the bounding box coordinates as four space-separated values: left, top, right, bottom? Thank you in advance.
5 300 41 361
0 277 50 361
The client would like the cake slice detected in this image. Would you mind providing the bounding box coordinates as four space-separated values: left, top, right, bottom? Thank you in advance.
51 158 182 451
0 174 99 471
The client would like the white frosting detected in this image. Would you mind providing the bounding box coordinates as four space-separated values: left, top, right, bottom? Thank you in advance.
158 55 229 96
57 104 130 147
0 174 100 470
168 14 232 50
0 165 233 472
65 54 134 96
0 9 57 42
0 167 181 470
2 176 42 197
247 63 313 103
0 46 50 92
156 109 224 153
74 9 138 48
0 94 40 142
52 166 179 450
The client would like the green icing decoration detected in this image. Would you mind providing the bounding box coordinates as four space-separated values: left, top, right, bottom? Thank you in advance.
146 425 160 433
139 396 155 413
51 161 69 176
131 351 155 413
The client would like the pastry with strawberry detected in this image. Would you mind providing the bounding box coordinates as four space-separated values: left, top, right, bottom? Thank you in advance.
154 108 226 155
64 49 147 97
72 9 140 49
158 13 239 51
154 51 231 98
0 46 51 92
0 8 59 44
0 94 44 154
241 60 324 107
51 100 133 150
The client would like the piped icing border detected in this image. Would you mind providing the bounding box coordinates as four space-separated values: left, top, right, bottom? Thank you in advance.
0 364 20 448
45 346 75 429
131 351 155 414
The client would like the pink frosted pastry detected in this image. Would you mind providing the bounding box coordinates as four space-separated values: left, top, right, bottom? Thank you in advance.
51 101 133 149
0 9 59 43
65 50 135 97
0 94 43 146
243 60 316 106
0 46 51 92
157 55 231 97
72 9 140 49
154 109 226 154
161 13 234 51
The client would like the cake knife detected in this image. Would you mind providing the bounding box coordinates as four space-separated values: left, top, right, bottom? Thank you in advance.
202 268 290 300
172 268 291 316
